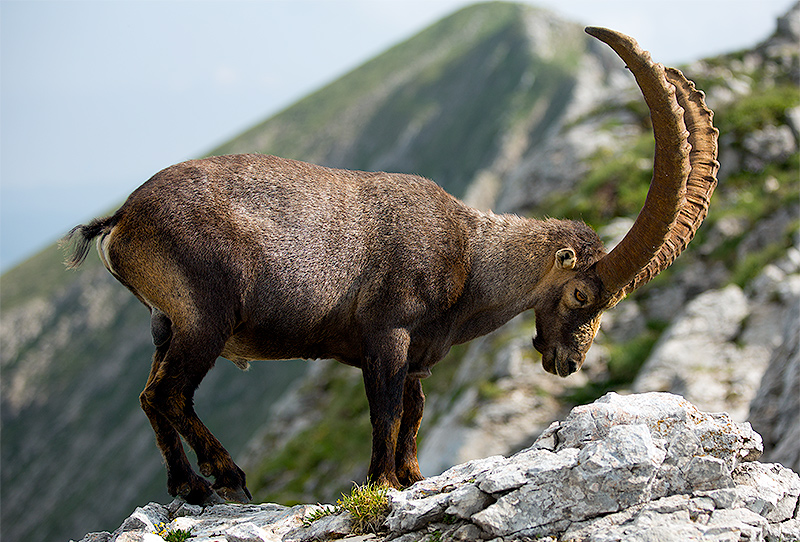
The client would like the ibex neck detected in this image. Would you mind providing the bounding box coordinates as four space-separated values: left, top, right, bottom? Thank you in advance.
473 212 561 295
450 213 562 343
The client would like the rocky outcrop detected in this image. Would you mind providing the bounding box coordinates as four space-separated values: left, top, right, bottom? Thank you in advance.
74 393 799 542
748 261 800 473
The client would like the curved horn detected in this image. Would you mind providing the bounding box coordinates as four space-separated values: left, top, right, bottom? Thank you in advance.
585 27 719 301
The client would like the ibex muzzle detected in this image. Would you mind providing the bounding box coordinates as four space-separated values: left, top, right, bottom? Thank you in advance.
532 261 605 377
62 27 718 504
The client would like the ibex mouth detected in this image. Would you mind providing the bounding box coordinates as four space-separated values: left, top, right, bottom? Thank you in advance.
532 334 554 372
532 335 581 377
556 359 579 377
535 338 580 378
554 346 581 378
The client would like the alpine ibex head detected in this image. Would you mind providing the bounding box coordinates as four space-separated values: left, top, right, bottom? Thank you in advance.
531 241 607 377
531 27 719 377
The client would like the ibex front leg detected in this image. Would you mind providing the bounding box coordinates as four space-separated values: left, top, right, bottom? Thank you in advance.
361 328 411 488
395 377 425 486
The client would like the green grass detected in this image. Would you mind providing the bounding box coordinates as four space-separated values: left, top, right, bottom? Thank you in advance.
478 379 506 402
302 504 338 527
153 522 193 542
302 482 390 535
543 133 655 228
716 84 800 142
731 235 798 288
336 482 390 534
699 156 798 287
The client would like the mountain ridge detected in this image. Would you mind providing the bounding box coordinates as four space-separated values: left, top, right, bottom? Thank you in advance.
210 2 596 199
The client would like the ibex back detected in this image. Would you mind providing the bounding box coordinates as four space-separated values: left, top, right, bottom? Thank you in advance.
63 27 718 505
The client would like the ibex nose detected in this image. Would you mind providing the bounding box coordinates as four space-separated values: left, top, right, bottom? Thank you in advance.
554 346 582 377
556 358 580 377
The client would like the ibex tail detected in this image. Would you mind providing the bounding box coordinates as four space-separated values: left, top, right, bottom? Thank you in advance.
61 215 118 269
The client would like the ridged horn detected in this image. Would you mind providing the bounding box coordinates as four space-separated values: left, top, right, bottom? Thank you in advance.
585 27 719 301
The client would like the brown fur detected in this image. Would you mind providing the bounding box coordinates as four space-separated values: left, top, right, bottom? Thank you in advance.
63 154 609 503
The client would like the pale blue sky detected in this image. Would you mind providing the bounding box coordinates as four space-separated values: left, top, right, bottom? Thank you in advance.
1 0 795 271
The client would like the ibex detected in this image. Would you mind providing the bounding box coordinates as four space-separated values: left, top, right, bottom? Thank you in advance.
63 28 718 505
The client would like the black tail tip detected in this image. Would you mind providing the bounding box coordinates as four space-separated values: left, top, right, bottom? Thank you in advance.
60 217 114 269
60 226 92 269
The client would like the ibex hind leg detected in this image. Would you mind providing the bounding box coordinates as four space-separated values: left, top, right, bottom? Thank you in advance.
140 344 222 504
140 326 251 504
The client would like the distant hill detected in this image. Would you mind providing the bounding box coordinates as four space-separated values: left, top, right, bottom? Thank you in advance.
2 2 798 542
211 2 590 200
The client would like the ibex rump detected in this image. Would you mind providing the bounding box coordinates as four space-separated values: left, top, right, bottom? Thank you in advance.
64 28 718 504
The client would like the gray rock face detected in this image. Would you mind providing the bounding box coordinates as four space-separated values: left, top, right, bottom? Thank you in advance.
749 272 800 473
74 393 799 542
632 285 760 420
466 393 769 539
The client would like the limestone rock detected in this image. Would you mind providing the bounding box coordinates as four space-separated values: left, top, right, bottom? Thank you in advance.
287 510 353 542
444 484 495 519
748 273 800 473
73 393 799 542
633 284 776 421
114 503 168 539
225 522 274 542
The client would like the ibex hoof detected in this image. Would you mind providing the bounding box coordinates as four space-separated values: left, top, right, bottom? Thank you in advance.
171 474 220 506
214 485 252 504
398 469 424 488
201 491 226 506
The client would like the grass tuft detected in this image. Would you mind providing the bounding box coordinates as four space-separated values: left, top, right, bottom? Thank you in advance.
336 482 391 534
153 522 193 542
303 481 390 535
302 504 338 527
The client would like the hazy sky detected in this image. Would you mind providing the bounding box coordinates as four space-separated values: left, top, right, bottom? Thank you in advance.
1 0 795 271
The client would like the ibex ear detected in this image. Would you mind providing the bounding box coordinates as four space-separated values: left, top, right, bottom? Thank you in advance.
556 248 577 269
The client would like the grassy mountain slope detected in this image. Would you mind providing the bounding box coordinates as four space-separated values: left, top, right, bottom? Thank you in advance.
212 2 585 198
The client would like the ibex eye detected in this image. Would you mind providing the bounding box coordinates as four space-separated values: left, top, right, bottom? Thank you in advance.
574 289 588 304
